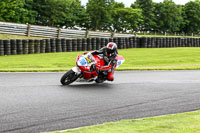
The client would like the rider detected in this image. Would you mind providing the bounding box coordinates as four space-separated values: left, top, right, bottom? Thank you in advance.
91 42 118 81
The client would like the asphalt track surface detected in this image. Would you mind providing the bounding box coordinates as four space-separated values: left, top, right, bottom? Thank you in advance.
0 71 200 133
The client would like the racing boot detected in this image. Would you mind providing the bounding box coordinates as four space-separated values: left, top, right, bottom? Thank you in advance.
99 65 114 81
107 69 114 81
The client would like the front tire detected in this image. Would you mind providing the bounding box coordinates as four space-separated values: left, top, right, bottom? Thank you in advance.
60 69 80 85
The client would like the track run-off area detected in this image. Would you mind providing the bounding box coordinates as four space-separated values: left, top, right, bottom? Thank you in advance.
0 71 200 133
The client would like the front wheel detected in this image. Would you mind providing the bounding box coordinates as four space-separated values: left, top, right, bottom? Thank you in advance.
60 69 80 85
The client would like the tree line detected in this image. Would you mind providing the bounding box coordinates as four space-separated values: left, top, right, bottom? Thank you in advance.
0 0 200 34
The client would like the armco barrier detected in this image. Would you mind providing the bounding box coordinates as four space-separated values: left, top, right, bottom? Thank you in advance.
0 37 200 56
0 21 134 38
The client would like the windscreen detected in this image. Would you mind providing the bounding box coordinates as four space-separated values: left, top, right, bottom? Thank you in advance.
77 53 96 66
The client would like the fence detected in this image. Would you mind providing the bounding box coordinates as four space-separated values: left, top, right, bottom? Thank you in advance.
137 31 200 37
0 37 200 56
0 21 134 38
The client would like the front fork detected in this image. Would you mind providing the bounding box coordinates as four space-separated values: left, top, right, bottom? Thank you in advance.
72 67 82 75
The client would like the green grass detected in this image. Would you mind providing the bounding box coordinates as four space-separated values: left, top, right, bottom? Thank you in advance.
0 34 47 39
0 51 82 72
1 48 200 72
46 110 200 133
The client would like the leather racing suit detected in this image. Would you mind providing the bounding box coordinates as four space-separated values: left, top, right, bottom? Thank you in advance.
91 46 118 81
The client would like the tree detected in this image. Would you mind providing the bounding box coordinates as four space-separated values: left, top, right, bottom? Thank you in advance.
12 0 37 24
68 1 89 28
182 0 200 33
74 5 90 29
0 0 37 24
154 0 183 33
153 2 162 32
113 1 125 8
131 0 156 31
32 0 85 27
0 0 18 22
86 0 114 31
112 7 142 32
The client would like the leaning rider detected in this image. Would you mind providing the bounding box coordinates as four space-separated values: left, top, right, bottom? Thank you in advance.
91 42 118 81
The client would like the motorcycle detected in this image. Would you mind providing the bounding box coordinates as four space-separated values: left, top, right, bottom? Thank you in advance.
60 52 125 85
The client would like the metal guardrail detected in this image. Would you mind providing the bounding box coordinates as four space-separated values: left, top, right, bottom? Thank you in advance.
0 21 135 38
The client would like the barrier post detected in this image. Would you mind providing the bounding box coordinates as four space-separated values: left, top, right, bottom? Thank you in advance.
27 24 31 37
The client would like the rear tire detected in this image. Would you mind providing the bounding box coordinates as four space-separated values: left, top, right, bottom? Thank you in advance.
60 69 80 85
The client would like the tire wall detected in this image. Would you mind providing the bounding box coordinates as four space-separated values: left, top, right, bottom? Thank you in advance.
0 37 199 56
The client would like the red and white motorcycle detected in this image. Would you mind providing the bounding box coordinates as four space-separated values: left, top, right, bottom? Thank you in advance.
60 52 125 85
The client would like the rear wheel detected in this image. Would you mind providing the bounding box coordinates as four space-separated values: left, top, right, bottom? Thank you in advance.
60 69 80 85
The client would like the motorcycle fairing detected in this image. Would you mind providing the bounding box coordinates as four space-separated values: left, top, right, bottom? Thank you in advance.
116 56 125 68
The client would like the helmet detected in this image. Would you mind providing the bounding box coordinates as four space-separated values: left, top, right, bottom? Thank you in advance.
106 42 117 51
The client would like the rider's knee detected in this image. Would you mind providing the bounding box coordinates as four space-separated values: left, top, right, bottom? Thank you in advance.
107 72 114 81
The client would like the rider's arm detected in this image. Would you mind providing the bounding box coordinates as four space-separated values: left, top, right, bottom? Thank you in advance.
109 50 118 61
109 50 118 66
91 47 104 55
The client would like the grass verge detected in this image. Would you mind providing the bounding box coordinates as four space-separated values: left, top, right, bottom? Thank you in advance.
0 34 47 39
46 110 200 133
1 48 200 72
